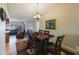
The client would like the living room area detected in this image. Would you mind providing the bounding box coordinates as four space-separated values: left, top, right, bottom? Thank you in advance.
5 18 27 54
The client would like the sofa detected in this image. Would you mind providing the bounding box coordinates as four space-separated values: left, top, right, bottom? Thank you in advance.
16 29 25 39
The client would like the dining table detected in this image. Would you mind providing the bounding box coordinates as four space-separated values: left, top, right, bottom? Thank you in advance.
32 32 49 42
31 32 50 54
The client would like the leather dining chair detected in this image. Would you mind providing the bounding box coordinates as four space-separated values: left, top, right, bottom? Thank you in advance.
39 30 43 34
47 35 65 55
44 30 49 35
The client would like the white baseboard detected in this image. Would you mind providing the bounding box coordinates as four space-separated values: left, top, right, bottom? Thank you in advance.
62 45 77 54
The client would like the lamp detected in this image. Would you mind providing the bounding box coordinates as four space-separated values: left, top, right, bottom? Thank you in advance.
34 3 41 20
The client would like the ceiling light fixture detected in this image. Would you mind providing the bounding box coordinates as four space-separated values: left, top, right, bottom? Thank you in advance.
34 3 41 21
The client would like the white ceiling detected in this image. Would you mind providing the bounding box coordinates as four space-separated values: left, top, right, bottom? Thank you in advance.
7 3 56 20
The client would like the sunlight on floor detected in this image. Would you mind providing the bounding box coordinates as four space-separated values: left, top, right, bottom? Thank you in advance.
6 35 28 55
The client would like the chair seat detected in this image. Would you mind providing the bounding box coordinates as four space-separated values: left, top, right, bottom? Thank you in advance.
48 42 55 47
47 46 54 51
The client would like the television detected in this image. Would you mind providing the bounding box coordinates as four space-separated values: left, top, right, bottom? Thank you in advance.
0 8 6 21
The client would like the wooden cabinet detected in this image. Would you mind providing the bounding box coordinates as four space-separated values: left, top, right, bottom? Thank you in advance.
6 31 10 43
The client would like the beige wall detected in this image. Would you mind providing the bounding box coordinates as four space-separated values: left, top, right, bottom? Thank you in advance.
39 4 79 53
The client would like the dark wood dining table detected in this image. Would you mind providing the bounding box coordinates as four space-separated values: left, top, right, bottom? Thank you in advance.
32 32 50 54
37 34 49 40
32 32 54 39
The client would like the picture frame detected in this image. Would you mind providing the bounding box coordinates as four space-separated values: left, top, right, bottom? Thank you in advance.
46 19 56 29
0 8 6 21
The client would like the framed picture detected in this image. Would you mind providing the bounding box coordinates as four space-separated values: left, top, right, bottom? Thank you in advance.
0 8 6 21
46 19 56 29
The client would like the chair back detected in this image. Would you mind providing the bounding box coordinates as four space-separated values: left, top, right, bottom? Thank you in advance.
39 30 43 34
54 35 65 54
44 30 49 35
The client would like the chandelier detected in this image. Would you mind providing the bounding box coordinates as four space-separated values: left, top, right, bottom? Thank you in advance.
34 3 41 20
